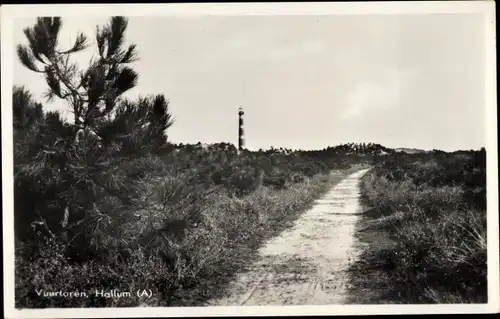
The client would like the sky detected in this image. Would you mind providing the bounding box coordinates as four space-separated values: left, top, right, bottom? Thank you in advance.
13 13 487 152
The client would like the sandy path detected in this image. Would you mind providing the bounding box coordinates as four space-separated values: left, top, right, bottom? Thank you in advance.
209 168 371 306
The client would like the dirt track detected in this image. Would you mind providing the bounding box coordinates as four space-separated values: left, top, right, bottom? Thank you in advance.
209 168 371 306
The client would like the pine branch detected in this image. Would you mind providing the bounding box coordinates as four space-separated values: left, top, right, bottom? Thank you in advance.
57 32 89 54
16 45 45 73
113 67 138 94
96 25 108 59
22 18 60 65
120 44 139 64
107 17 128 58
45 67 63 98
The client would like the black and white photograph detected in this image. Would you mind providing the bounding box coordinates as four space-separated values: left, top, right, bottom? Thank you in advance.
1 2 498 318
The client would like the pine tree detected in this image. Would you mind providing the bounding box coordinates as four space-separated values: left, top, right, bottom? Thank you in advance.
14 16 175 255
17 17 147 143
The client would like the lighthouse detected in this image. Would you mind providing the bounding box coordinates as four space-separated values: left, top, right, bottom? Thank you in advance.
238 107 245 152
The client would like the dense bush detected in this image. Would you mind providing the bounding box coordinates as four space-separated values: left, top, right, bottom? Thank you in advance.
15 130 364 307
348 150 487 304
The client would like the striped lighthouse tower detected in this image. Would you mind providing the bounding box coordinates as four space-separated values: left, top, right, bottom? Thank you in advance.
238 107 245 152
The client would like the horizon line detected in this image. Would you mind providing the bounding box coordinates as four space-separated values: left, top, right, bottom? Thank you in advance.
167 141 486 153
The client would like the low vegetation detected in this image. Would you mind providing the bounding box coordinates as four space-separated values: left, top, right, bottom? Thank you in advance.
347 149 487 304
15 145 365 307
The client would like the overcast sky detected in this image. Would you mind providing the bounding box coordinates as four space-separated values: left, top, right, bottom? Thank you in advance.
13 14 486 151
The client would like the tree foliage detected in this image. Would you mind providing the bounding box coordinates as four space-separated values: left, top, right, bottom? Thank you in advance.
17 17 144 139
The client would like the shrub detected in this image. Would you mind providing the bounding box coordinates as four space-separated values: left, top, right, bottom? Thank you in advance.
349 151 487 304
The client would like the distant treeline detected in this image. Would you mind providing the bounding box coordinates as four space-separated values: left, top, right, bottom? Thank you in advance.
166 141 485 157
